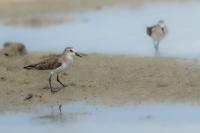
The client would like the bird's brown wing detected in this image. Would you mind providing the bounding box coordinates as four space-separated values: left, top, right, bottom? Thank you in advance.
35 57 62 70
24 55 62 70
146 26 154 36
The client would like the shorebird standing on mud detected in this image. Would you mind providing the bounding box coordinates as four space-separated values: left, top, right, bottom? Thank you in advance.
146 20 168 52
24 47 82 93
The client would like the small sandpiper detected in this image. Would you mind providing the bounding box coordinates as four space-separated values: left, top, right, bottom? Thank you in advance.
146 20 168 52
24 47 82 93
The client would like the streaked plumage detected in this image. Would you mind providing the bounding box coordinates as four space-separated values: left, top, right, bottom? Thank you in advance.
24 47 82 93
147 20 167 51
24 55 62 70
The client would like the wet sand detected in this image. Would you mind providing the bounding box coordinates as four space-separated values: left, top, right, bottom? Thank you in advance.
0 0 198 27
0 0 198 19
0 0 200 112
1 53 200 112
4 16 76 28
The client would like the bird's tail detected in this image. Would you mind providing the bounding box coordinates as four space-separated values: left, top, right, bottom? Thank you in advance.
23 64 37 70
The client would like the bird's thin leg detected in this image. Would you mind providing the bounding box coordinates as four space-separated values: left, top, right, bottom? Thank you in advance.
49 73 58 93
153 41 159 52
155 41 160 51
153 41 157 50
153 41 160 56
49 74 54 93
57 74 65 87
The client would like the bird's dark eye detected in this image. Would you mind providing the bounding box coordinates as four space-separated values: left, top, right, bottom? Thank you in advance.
70 49 73 52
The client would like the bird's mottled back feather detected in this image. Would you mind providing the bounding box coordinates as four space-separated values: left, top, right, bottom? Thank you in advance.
146 26 153 36
24 55 63 70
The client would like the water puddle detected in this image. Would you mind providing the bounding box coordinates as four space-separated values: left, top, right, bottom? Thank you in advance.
1 102 200 133
0 3 200 58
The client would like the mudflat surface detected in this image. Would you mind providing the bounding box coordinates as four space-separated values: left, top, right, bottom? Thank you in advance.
1 53 200 111
0 0 197 19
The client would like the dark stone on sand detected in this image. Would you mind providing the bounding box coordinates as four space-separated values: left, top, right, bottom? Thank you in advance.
24 93 33 101
1 42 27 57
0 77 6 81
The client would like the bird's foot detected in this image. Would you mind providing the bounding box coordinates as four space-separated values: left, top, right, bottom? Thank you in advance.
50 88 60 94
62 84 68 88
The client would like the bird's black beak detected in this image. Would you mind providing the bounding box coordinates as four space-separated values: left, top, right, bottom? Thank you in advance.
75 52 82 57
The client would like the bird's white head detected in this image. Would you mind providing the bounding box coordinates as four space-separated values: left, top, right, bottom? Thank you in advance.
158 20 166 28
63 47 82 57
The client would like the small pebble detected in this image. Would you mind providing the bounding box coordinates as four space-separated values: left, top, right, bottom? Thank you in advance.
0 77 6 81
24 94 33 101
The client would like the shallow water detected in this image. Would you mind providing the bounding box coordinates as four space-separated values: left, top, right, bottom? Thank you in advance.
1 102 200 133
1 3 200 58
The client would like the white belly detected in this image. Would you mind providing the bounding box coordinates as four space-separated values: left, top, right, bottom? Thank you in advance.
51 63 70 74
50 54 74 75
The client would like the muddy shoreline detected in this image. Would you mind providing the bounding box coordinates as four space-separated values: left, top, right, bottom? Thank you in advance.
1 53 200 112
0 0 198 19
0 0 198 27
0 0 200 112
